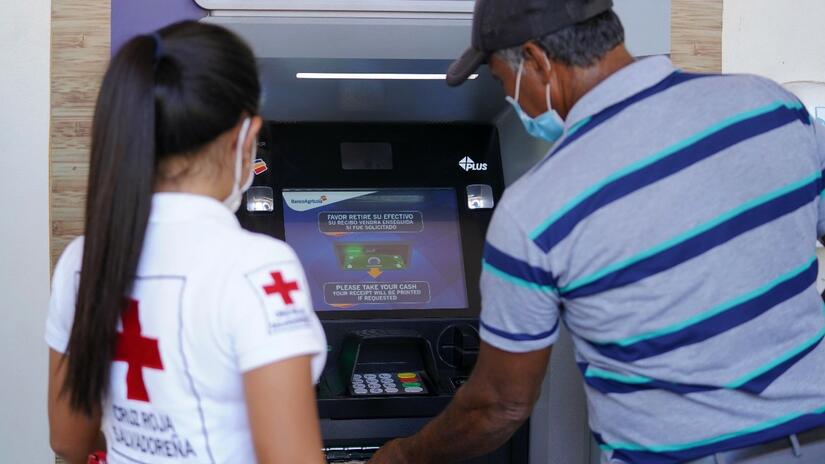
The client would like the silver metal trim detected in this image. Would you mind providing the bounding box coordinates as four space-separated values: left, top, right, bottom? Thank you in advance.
207 10 472 19
197 0 475 14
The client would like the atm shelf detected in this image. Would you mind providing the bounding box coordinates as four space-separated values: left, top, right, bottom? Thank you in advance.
324 446 377 463
318 394 453 420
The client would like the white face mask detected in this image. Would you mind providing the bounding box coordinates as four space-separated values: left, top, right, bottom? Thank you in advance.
223 117 256 213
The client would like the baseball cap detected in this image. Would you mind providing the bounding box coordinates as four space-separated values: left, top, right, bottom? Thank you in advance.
447 0 613 87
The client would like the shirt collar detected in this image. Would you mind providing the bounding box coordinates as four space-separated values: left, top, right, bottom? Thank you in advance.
564 56 677 131
149 192 240 227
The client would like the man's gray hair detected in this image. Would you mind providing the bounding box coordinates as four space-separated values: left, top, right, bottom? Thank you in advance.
496 9 625 71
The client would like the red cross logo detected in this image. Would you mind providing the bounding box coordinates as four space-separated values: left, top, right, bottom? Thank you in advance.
114 299 164 402
263 272 300 305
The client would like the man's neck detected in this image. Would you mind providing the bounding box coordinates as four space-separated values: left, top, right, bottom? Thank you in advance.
566 44 635 114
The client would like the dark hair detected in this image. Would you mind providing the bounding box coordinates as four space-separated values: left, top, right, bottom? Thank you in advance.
498 9 625 69
64 20 261 414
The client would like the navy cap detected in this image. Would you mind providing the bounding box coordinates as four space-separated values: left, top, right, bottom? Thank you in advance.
447 0 613 87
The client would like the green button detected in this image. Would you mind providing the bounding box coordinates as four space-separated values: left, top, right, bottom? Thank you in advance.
401 382 422 387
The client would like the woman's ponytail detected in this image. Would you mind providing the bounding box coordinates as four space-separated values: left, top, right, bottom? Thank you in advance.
64 34 159 414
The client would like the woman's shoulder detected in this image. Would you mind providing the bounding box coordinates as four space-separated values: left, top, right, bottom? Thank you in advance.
229 229 301 269
53 236 85 279
202 228 304 285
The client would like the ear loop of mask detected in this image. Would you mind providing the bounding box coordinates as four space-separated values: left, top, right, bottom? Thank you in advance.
514 55 553 113
514 58 525 102
544 65 552 112
234 118 252 190
223 117 252 212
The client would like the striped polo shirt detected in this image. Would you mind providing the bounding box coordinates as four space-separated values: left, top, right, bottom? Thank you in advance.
479 56 825 463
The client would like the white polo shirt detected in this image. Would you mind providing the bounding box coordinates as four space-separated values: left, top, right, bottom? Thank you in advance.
46 193 327 464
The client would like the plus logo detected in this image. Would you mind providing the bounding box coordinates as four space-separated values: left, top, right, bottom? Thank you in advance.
459 156 487 172
114 299 164 403
263 271 300 305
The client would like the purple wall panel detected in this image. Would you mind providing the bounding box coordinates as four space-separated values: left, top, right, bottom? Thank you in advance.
111 0 206 54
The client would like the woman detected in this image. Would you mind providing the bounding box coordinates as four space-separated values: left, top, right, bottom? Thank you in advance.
46 21 327 464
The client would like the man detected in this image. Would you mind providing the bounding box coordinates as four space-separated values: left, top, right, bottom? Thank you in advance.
369 1 825 463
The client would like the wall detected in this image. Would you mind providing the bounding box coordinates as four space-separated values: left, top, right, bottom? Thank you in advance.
723 0 825 82
672 0 723 72
0 0 53 461
51 0 110 263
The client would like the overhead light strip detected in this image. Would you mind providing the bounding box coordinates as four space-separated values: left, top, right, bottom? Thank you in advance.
296 72 478 81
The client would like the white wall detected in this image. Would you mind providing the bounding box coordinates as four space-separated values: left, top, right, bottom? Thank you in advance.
723 0 825 82
0 0 53 461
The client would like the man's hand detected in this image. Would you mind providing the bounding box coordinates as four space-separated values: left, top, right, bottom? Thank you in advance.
368 439 410 464
367 342 551 464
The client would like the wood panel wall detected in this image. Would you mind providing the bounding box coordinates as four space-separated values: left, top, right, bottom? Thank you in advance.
49 0 724 266
672 0 724 72
51 0 110 264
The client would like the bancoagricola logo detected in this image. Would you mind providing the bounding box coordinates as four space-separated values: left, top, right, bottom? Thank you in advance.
459 156 487 172
290 196 326 206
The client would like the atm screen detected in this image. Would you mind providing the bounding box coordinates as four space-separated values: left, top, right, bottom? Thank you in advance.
282 188 468 312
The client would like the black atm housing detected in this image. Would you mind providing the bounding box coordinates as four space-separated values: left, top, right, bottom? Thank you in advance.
237 122 528 463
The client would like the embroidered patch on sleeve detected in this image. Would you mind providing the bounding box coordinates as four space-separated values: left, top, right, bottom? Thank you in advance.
246 261 312 333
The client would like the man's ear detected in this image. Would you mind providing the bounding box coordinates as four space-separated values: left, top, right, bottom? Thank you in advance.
522 41 552 86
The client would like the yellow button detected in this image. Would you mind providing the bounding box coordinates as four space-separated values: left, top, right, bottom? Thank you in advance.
398 373 417 379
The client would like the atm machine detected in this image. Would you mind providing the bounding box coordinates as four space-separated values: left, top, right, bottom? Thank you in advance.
198 1 671 462
243 123 520 463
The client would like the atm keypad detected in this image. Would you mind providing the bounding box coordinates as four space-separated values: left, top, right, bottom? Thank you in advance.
350 372 428 396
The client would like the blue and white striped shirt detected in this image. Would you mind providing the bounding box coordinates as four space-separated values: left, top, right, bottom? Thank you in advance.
479 56 825 463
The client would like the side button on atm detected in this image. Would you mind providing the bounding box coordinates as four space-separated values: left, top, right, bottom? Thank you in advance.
466 184 495 210
246 186 275 212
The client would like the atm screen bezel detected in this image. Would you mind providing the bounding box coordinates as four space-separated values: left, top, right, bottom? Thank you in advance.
239 122 504 321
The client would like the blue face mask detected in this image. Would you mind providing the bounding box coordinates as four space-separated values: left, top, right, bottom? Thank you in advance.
505 57 565 143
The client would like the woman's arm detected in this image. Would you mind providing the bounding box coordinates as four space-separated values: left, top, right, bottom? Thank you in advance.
243 355 325 464
48 349 104 463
